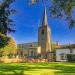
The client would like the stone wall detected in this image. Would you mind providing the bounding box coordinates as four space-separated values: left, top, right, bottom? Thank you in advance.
0 57 48 63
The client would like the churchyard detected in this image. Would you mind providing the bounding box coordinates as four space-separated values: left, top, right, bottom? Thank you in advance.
0 62 75 75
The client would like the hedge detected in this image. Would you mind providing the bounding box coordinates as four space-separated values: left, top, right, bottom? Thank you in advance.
67 54 75 62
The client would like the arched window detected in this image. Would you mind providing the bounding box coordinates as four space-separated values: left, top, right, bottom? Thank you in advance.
41 29 44 35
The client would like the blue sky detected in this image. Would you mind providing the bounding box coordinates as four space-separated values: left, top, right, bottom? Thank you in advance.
10 0 75 45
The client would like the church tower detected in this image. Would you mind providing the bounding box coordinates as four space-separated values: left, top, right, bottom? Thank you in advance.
38 7 52 60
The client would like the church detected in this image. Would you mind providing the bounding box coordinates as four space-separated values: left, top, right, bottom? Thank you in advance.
18 7 75 62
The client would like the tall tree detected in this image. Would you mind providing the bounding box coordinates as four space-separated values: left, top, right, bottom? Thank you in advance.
0 33 17 57
30 0 75 28
0 0 15 35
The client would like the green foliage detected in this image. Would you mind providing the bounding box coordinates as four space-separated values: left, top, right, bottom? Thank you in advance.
67 54 75 62
29 0 75 28
50 0 75 28
0 33 9 48
52 50 56 62
0 33 17 56
0 0 16 56
0 0 15 35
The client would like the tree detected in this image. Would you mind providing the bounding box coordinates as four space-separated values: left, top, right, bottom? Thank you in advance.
30 0 75 28
0 33 9 48
0 34 17 57
0 0 17 57
50 0 75 28
0 0 15 35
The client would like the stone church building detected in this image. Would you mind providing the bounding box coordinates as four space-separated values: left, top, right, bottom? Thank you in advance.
18 7 53 61
38 7 52 60
18 8 75 62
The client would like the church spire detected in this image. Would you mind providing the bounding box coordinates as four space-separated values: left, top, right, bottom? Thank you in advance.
42 7 48 26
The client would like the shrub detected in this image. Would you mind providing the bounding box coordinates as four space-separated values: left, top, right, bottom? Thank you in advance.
0 33 17 57
0 33 9 48
67 54 75 62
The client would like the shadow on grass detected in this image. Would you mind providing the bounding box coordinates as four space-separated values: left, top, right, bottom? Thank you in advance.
0 63 75 75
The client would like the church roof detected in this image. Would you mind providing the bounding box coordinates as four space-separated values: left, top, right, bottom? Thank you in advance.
55 44 75 49
17 42 38 50
42 7 48 26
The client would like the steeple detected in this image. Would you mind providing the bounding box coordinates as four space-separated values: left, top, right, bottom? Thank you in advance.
42 7 48 26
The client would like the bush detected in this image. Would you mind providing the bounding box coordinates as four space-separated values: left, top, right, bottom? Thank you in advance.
0 33 9 48
0 33 17 57
67 54 75 62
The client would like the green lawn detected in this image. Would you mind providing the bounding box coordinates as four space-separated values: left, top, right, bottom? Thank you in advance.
0 62 75 75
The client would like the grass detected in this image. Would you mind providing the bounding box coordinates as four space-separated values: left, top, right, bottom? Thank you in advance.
0 62 75 75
